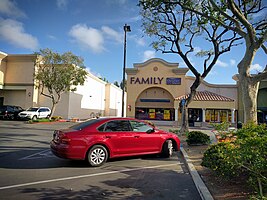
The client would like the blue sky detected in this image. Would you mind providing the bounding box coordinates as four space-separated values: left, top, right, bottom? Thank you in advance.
0 0 266 85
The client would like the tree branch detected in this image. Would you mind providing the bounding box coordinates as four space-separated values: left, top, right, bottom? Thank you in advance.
227 0 255 44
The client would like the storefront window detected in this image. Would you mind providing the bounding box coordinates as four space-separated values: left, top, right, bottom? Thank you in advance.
188 109 202 122
149 109 156 119
135 108 174 121
205 109 231 123
220 110 228 122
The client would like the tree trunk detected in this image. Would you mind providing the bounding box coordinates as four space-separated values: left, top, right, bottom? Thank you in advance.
237 39 259 124
49 103 57 120
239 75 259 123
180 103 188 134
180 75 201 134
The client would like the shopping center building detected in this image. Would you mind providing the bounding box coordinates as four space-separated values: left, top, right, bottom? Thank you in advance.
126 58 267 126
0 52 124 120
1 52 266 125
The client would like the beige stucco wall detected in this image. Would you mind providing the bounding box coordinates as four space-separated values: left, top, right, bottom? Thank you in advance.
189 100 235 109
0 54 38 109
105 83 123 117
0 90 25 107
0 51 7 87
185 76 238 109
126 58 189 118
126 58 238 121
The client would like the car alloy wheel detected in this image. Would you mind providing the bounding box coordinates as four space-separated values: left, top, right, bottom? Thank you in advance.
32 115 37 121
88 145 108 167
161 139 173 158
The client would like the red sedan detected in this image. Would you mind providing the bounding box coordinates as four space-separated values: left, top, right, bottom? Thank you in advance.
50 117 180 167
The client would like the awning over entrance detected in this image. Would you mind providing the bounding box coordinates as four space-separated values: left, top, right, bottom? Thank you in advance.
175 91 237 125
175 91 234 102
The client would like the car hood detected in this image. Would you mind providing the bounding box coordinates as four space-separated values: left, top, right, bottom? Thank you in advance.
19 111 36 114
155 129 173 135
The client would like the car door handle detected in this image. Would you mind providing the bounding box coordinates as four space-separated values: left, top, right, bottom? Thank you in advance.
134 135 140 138
105 136 111 139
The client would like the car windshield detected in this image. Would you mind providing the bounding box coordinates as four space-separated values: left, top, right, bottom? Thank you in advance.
70 118 102 130
27 107 38 111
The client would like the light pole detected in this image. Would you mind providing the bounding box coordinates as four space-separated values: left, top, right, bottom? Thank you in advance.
121 24 131 117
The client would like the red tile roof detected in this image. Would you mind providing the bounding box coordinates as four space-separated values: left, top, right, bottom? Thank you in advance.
175 91 234 102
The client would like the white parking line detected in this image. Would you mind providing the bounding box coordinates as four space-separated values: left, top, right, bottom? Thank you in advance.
19 149 52 160
0 163 180 190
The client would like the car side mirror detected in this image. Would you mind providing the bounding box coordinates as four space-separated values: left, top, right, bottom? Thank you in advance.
146 128 155 134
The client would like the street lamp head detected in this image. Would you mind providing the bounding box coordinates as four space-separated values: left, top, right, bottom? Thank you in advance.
124 24 131 32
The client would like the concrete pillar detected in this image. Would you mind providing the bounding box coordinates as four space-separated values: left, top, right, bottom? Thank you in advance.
175 108 178 121
231 109 235 123
202 108 206 122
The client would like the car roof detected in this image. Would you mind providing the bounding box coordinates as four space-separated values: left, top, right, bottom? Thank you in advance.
0 105 20 108
96 117 137 121
29 106 49 108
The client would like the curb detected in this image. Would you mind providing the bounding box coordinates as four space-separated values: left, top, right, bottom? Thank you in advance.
180 147 214 200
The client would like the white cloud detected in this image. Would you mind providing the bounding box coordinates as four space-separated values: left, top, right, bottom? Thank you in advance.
130 15 141 22
250 63 263 72
47 35 57 40
230 59 236 66
101 26 123 43
136 38 145 46
56 0 68 10
69 24 105 53
193 46 201 54
107 0 127 5
215 59 228 67
0 0 26 18
116 0 127 5
0 18 38 50
208 70 218 76
143 50 155 61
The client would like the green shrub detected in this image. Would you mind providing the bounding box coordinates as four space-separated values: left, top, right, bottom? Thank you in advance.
201 142 241 178
234 124 267 197
202 123 267 197
29 118 52 123
186 131 211 145
211 121 230 131
51 116 63 121
235 122 267 139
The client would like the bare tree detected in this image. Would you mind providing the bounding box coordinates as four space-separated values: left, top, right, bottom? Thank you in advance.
175 0 267 123
139 0 241 133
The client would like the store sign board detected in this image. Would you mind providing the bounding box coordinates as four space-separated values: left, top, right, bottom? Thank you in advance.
166 78 181 85
130 77 164 84
130 77 181 85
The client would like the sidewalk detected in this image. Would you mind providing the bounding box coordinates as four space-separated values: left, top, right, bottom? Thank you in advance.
181 128 215 200
157 126 252 200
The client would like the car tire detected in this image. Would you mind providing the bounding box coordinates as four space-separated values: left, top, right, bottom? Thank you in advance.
10 115 15 120
161 140 173 158
87 145 108 167
32 115 37 121
46 115 50 119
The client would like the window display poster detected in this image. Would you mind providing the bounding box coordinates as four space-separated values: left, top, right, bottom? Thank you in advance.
164 110 170 120
149 109 155 119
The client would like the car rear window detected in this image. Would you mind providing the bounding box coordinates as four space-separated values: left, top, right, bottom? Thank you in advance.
70 118 102 130
98 120 132 132
27 107 38 111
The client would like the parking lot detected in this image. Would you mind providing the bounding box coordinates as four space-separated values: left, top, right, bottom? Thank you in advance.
0 120 201 200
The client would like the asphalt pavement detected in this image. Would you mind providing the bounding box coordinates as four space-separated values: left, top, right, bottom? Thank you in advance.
0 120 202 200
